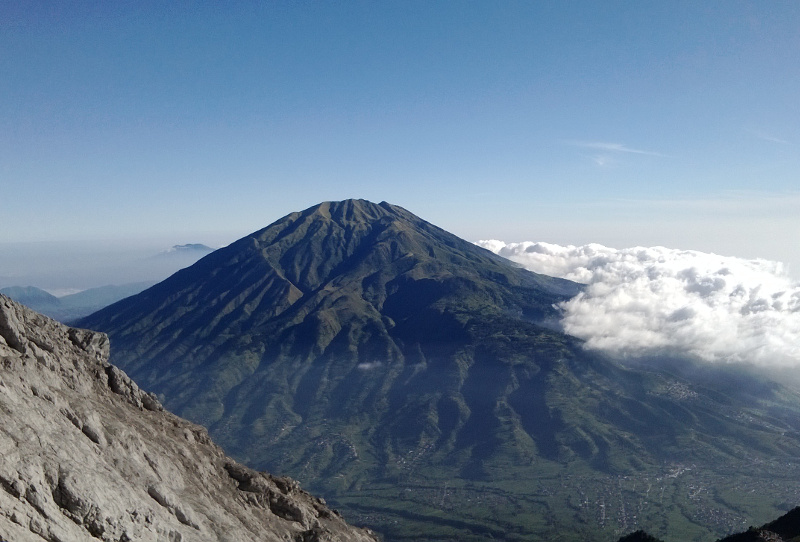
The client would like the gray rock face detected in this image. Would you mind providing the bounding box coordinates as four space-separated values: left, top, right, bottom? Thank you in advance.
0 294 378 542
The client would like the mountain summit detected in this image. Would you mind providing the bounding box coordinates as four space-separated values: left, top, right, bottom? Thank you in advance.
80 200 800 541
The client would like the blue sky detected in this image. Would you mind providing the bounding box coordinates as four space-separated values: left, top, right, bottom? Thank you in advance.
2 1 800 278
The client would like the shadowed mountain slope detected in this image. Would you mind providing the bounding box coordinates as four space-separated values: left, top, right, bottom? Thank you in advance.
80 200 800 542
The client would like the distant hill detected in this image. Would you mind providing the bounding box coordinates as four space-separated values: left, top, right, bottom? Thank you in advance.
80 199 800 542
1 282 154 323
0 285 61 312
154 243 216 257
1 243 217 322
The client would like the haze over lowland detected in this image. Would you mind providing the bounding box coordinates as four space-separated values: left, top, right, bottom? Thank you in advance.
0 242 216 296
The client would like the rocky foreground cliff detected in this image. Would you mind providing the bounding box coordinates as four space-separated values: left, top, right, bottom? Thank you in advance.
0 294 378 542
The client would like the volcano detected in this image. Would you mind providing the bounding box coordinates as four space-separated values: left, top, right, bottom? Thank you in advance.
80 199 800 542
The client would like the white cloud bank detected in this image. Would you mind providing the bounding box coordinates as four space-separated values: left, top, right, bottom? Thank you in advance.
477 240 800 367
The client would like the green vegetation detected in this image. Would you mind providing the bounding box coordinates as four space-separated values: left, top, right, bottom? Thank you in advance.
80 200 800 542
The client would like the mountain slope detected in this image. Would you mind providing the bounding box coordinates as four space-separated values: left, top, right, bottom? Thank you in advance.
80 199 579 434
0 286 61 314
79 199 800 542
58 282 156 320
0 294 377 542
0 283 155 323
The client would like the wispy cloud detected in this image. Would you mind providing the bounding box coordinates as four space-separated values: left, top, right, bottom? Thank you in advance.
753 130 791 145
565 140 666 157
590 190 800 214
591 154 615 167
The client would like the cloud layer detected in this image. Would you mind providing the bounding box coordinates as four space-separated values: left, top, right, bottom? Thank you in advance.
477 240 800 367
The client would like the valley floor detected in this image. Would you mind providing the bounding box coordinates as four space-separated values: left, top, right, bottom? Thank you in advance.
315 459 800 542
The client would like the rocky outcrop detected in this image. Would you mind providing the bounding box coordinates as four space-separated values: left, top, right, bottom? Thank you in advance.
0 294 378 542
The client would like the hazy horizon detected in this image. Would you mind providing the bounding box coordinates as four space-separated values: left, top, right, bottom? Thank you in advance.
3 199 799 297
0 237 223 295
